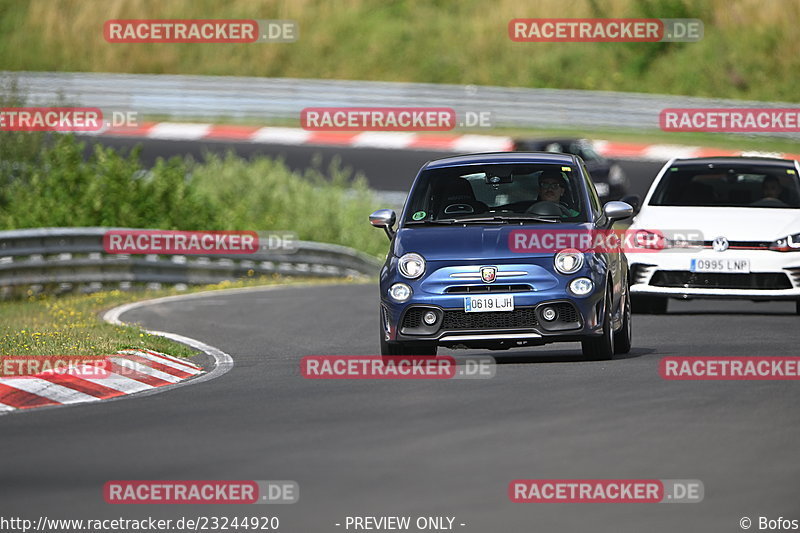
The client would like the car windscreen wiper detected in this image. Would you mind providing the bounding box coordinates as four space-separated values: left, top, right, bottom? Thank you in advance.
404 219 459 225
452 215 561 224
406 215 562 225
492 215 562 223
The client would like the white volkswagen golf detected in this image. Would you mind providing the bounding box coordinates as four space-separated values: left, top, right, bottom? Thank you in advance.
625 156 800 314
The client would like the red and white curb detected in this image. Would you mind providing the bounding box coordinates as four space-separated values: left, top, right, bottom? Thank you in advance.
0 349 204 413
85 122 513 152
83 121 800 162
0 289 243 415
592 140 800 162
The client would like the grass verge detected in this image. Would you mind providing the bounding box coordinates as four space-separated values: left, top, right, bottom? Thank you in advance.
1 0 799 102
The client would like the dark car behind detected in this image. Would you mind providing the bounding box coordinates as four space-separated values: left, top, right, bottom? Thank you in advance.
513 138 629 201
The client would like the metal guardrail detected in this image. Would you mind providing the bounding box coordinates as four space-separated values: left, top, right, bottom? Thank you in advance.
0 227 382 298
5 71 799 139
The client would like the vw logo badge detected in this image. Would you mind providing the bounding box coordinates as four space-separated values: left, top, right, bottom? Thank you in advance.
480 266 497 284
712 236 729 252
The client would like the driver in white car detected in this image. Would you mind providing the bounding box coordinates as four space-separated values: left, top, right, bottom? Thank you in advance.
762 175 782 200
752 175 789 207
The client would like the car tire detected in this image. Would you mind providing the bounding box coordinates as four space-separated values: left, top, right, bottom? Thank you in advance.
796 300 800 315
613 282 632 355
631 295 668 314
582 288 615 361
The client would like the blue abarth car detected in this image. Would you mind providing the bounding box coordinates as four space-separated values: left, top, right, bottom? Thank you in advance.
370 152 634 360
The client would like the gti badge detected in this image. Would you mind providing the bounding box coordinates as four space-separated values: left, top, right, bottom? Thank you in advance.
712 236 729 252
480 266 497 283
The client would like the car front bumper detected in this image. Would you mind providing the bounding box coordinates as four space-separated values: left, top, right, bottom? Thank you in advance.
381 292 606 349
628 249 800 300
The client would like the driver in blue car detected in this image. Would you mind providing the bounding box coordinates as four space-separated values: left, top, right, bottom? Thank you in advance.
537 169 580 217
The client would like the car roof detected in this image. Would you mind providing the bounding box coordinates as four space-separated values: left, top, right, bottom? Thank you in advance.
670 156 797 168
424 151 576 169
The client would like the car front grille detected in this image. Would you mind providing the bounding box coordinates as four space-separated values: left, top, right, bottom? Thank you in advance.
551 302 579 323
649 271 792 290
702 241 771 250
444 284 532 294
441 308 538 330
402 308 427 329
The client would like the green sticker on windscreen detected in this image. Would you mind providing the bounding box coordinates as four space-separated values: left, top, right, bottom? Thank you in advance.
561 166 572 171
412 211 427 220
788 169 796 174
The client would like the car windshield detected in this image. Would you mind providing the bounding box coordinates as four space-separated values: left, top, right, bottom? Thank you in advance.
403 163 588 224
648 164 800 208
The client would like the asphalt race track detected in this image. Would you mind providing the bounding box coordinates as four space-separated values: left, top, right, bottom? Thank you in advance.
2 283 799 533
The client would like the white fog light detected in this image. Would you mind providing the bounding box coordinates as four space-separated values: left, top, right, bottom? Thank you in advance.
569 277 594 296
423 311 438 325
389 283 412 303
398 253 426 279
541 307 557 321
554 249 584 275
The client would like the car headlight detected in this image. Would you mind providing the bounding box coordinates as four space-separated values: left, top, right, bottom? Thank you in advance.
554 249 584 275
398 252 426 278
632 229 666 250
569 277 594 296
769 233 800 252
389 283 412 303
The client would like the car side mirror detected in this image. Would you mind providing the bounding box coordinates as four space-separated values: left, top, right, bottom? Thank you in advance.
603 201 634 222
619 194 642 213
369 209 396 239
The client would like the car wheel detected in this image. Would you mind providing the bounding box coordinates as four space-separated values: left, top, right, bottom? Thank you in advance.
582 287 614 361
613 282 632 354
631 295 668 314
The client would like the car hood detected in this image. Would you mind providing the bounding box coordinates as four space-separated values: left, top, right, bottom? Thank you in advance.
631 206 800 241
393 223 591 261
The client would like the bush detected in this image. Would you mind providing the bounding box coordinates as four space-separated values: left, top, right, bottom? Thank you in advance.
0 133 388 257
192 152 388 257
